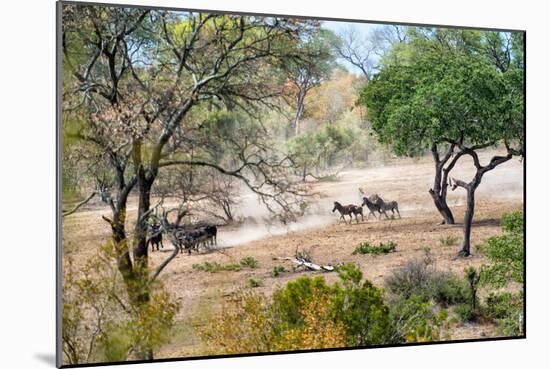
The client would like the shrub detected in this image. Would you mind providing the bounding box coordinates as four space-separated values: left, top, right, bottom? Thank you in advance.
384 258 432 299
353 241 397 255
484 292 519 319
271 276 333 326
501 210 524 234
248 278 263 288
478 211 524 287
439 235 459 246
389 294 449 343
240 256 259 269
272 294 348 351
196 292 273 354
455 304 475 322
384 258 470 307
331 264 394 346
198 263 393 353
429 272 470 306
97 323 132 362
271 265 286 277
62 247 179 365
483 292 524 336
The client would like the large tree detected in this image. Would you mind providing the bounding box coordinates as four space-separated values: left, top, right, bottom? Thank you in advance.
62 4 317 359
281 28 335 135
359 29 524 255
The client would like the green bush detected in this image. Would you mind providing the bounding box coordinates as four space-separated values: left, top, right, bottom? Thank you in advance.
389 294 448 343
271 265 286 277
62 249 180 365
353 241 397 255
484 292 519 319
240 256 259 269
483 292 524 336
479 211 524 287
199 262 460 353
429 273 470 306
248 278 263 288
385 258 470 307
271 263 393 346
501 210 524 234
332 264 394 346
455 304 476 322
98 323 133 362
271 276 333 326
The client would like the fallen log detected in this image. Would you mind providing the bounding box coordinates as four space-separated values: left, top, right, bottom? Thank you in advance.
275 257 335 272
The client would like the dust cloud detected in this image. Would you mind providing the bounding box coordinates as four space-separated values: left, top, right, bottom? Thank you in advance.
217 150 523 247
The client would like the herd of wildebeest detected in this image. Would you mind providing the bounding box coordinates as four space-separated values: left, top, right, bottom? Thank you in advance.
147 222 218 255
146 188 400 254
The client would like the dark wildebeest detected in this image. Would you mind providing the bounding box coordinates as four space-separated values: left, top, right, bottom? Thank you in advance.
371 194 401 219
204 225 217 246
147 223 164 251
332 201 364 224
178 228 210 254
361 196 382 220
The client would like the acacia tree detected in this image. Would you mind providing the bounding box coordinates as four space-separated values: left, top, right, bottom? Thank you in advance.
359 29 524 255
62 4 316 359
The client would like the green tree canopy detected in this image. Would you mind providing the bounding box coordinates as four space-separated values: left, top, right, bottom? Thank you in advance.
358 29 524 254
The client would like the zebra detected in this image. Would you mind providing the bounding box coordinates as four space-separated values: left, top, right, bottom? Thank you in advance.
332 201 364 224
371 194 401 219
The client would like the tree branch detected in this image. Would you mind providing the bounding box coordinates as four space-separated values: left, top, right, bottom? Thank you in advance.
62 192 97 217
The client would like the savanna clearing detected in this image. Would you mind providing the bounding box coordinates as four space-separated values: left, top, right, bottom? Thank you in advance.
63 149 523 358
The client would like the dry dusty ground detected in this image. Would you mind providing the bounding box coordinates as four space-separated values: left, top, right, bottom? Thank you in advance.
62 149 524 358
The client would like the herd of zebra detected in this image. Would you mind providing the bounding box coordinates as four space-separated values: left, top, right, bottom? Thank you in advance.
332 188 401 224
147 223 217 254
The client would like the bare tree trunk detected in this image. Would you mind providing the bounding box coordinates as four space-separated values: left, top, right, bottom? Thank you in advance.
292 89 306 136
430 144 459 224
430 188 455 224
459 186 476 256
451 145 515 257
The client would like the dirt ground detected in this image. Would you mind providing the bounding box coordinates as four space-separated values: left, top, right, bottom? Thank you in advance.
62 149 524 358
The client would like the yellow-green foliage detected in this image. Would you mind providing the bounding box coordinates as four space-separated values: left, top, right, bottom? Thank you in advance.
389 294 449 343
196 263 393 354
196 292 273 354
353 241 397 255
62 243 180 365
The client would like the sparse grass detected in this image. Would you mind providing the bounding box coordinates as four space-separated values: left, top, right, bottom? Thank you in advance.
353 241 397 255
271 265 286 277
439 235 459 246
192 257 259 273
248 278 263 288
192 262 241 273
240 256 259 269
